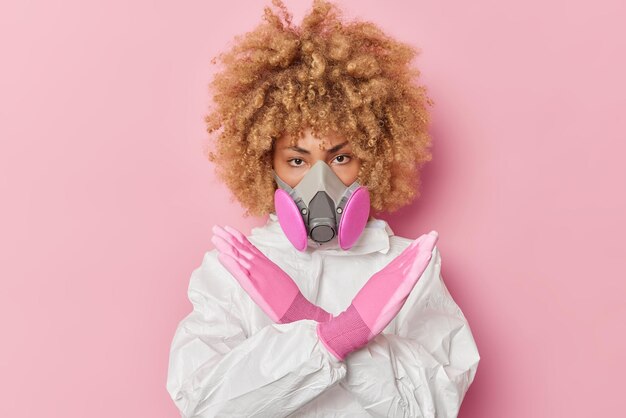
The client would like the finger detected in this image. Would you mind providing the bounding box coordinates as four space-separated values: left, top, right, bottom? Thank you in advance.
407 241 436 278
223 225 247 245
408 252 433 280
387 231 437 275
414 233 427 246
213 225 255 260
403 232 437 273
418 230 439 252
214 236 253 270
397 243 429 276
211 234 239 259
211 235 253 269
394 239 421 266
222 225 264 258
425 230 439 244
381 248 416 277
212 225 239 246
217 252 251 282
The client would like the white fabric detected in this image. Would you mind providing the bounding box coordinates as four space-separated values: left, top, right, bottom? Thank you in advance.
167 213 480 417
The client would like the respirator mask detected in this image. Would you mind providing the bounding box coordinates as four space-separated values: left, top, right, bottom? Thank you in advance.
272 160 371 252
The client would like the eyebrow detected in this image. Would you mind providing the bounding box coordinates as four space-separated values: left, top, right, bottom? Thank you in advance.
285 141 349 155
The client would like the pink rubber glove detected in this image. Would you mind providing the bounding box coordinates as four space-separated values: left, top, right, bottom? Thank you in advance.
317 230 439 361
211 224 332 324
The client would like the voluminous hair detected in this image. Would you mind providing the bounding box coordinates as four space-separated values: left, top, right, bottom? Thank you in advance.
204 0 434 217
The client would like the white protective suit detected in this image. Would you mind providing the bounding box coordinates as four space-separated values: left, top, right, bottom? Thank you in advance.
167 213 480 417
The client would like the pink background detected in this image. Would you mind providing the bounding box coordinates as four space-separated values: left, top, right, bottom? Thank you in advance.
1 0 624 416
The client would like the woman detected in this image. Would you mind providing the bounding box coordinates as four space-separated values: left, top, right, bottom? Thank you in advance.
167 1 479 416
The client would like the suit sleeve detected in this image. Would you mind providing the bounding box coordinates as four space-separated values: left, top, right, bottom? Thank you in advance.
338 245 480 418
166 250 347 418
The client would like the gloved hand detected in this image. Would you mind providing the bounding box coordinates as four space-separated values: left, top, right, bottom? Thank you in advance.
211 224 333 324
316 230 439 361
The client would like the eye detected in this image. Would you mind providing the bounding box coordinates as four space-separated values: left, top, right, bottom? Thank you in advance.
331 154 352 165
288 158 305 167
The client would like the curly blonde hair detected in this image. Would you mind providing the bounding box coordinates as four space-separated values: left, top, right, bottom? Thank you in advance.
204 0 434 217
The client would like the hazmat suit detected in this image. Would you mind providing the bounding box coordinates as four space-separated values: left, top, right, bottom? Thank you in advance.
166 213 479 417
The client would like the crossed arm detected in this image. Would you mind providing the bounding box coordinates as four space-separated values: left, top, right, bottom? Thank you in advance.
211 224 438 361
166 225 478 417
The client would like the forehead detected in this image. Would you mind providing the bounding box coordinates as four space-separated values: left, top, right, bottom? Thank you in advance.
276 127 350 150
